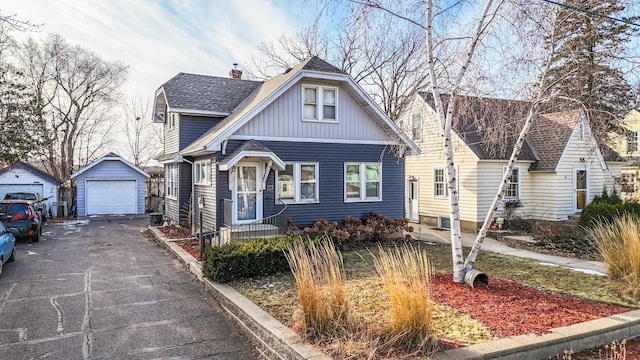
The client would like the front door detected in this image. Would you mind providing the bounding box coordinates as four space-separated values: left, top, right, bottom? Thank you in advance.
235 163 262 223
574 169 588 212
407 179 419 222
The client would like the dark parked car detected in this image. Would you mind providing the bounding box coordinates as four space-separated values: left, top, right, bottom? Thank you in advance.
0 221 16 275
3 192 48 222
0 200 42 242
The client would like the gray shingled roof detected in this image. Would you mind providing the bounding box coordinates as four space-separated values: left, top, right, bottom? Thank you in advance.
419 93 538 161
418 93 627 170
161 73 262 113
527 110 581 171
181 57 347 155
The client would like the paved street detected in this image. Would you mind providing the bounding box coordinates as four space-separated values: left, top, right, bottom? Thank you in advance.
0 216 260 360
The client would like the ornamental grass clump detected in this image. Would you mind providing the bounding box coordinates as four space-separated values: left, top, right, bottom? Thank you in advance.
588 214 640 299
285 237 352 338
372 243 436 353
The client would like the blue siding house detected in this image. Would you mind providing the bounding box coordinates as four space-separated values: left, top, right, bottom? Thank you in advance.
153 57 418 241
71 153 150 216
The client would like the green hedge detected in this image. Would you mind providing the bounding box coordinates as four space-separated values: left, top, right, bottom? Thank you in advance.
201 236 299 283
579 202 640 228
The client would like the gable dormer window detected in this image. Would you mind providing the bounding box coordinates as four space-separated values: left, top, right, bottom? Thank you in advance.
303 85 337 122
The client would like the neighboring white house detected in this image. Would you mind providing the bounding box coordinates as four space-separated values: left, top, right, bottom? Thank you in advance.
400 93 623 232
71 153 150 216
0 161 62 215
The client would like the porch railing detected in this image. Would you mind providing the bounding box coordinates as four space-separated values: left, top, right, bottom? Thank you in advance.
221 199 288 243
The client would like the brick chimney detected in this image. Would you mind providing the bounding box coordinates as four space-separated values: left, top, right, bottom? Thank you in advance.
229 63 242 79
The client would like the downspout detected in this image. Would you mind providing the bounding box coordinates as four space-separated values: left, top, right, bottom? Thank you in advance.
180 157 196 234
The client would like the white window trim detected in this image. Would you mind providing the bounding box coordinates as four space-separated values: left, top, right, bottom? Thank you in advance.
166 164 178 200
620 172 637 194
503 165 521 200
194 160 211 186
276 162 319 204
344 162 382 203
167 112 178 129
302 84 338 123
433 167 448 199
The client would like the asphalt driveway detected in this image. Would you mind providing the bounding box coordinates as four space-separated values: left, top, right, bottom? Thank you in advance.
0 215 260 359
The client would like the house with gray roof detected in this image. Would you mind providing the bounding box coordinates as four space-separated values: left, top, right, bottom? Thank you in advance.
399 93 623 232
153 56 418 242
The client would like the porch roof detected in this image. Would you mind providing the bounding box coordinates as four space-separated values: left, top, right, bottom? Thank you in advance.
219 140 286 171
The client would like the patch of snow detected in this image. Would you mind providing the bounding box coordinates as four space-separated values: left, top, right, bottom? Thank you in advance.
572 268 606 276
27 251 38 255
539 262 559 267
539 262 605 276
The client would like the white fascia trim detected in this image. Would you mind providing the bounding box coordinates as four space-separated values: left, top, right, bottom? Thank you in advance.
342 76 420 155
153 88 169 123
71 156 150 179
207 72 307 152
219 150 286 171
169 107 230 117
554 117 607 172
229 134 397 145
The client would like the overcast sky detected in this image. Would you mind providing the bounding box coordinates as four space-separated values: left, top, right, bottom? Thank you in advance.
2 0 328 100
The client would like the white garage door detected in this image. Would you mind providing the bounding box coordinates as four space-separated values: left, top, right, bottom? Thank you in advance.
0 184 44 200
86 180 137 215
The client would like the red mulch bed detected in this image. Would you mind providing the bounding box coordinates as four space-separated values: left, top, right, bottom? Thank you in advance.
175 239 201 260
172 238 638 358
432 273 629 337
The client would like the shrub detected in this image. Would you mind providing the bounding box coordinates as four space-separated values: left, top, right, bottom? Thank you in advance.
592 187 622 205
588 214 640 299
579 201 640 228
372 243 436 352
285 237 352 338
297 212 413 247
201 236 297 283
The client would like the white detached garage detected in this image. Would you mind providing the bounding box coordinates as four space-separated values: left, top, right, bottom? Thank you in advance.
0 161 62 205
71 153 149 216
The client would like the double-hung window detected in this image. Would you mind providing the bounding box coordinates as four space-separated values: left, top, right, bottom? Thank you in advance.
345 163 381 202
303 85 337 122
627 131 638 152
166 164 178 199
620 172 637 194
504 166 520 199
194 160 211 185
276 163 318 203
433 168 447 198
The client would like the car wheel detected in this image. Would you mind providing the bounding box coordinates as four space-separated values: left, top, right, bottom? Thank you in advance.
0 258 3 276
32 232 40 243
8 246 15 262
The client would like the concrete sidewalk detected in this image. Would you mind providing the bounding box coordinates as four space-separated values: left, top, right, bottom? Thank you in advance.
409 223 607 275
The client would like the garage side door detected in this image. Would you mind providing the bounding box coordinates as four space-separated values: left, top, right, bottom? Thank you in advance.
0 184 44 200
86 180 136 215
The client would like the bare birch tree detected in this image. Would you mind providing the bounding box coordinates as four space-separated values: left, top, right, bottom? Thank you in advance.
324 0 567 283
17 34 128 182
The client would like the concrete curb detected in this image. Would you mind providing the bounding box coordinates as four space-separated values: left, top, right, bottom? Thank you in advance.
146 226 331 360
146 225 639 360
